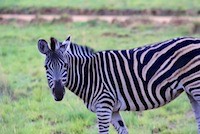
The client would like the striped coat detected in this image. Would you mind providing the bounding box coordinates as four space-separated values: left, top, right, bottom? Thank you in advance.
38 36 200 134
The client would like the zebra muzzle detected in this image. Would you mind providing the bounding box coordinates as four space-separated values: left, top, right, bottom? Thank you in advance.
53 80 65 101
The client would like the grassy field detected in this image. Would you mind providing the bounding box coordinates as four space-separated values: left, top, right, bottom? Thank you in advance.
0 20 199 134
0 0 200 11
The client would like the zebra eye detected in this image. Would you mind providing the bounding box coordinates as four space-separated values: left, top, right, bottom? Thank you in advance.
64 63 67 68
44 65 48 70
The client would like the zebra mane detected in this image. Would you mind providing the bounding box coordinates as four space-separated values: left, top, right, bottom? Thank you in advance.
69 42 95 55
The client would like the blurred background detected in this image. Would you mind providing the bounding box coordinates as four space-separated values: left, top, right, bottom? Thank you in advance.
0 0 200 134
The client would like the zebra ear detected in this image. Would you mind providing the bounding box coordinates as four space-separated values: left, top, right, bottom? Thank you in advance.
66 36 70 42
50 37 60 51
60 35 71 52
38 39 50 55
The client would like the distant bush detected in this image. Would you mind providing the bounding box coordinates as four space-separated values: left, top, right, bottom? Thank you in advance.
0 68 12 97
192 22 200 34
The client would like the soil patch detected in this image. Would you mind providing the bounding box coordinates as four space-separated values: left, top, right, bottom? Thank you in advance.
102 32 130 38
1 14 200 26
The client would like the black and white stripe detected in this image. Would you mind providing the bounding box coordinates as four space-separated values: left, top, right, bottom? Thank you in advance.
45 51 67 89
38 36 200 134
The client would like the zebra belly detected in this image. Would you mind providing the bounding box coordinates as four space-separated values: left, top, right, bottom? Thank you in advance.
116 84 184 111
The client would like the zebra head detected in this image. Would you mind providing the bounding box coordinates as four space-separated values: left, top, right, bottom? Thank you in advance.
37 36 71 101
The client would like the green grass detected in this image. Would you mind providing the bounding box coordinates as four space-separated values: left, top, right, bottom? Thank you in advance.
0 0 200 11
0 21 199 134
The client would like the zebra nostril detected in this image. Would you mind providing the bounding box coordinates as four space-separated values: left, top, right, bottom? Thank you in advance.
52 88 55 93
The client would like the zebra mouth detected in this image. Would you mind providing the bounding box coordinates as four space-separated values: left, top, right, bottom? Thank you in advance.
54 95 64 101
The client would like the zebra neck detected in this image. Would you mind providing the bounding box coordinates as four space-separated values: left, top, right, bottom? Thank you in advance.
65 50 95 102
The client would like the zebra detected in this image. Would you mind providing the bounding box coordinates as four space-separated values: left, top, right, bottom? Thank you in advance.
38 36 200 134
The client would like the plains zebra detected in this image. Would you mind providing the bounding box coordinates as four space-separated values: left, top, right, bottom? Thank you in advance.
38 36 200 134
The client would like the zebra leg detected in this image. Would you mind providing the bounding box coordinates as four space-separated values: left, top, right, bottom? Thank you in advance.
111 112 128 134
187 94 200 133
96 104 113 134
